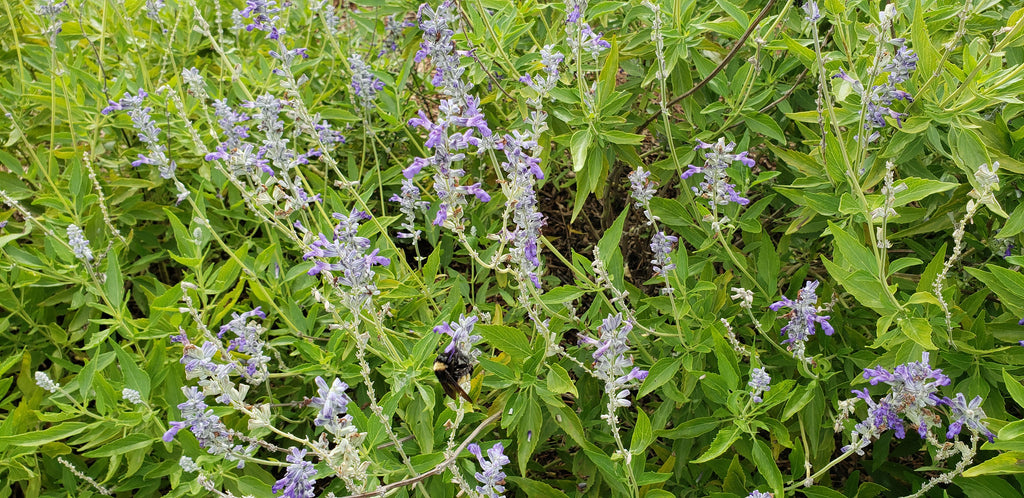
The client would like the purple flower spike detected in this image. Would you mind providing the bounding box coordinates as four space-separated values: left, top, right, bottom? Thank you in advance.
945 393 995 442
770 280 832 360
579 314 647 409
435 314 482 360
844 353 991 455
682 138 755 207
311 376 354 436
300 210 389 309
467 443 510 498
271 447 317 498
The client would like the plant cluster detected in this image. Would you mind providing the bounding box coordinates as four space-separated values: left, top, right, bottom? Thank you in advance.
2 0 1024 497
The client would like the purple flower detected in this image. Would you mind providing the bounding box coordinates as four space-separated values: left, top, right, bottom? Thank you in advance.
314 119 346 146
802 1 820 22
66 224 93 262
769 280 832 360
218 308 270 379
211 98 250 150
380 16 414 55
499 131 547 286
311 376 355 437
833 39 917 142
862 352 950 417
748 491 773 498
269 47 308 67
391 177 431 241
467 443 510 498
234 0 282 39
272 448 317 498
945 392 994 442
856 387 906 438
628 167 658 216
102 89 178 178
164 386 250 465
101 89 147 115
36 0 68 44
180 341 218 374
565 0 586 23
682 138 755 207
406 1 493 231
846 352 950 454
884 39 918 86
650 231 677 277
435 314 482 360
748 367 771 403
520 45 563 102
579 23 610 59
350 54 385 108
579 314 648 408
302 210 390 309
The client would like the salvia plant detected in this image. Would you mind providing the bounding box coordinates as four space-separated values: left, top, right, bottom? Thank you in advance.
3 0 1024 497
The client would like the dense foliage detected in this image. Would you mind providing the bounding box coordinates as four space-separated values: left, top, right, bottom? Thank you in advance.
2 0 1024 497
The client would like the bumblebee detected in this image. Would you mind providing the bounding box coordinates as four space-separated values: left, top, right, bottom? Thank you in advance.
433 348 474 403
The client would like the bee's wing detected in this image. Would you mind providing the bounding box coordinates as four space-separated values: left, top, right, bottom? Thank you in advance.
434 359 473 403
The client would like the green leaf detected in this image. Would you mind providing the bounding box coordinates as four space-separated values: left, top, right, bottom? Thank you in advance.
570 128 592 173
601 130 644 145
584 446 629 495
110 338 151 397
781 33 816 68
855 482 889 498
506 477 571 498
823 131 847 184
596 209 628 268
955 476 1024 497
516 398 543 476
476 324 532 363
965 266 1024 314
910 0 939 77
746 112 786 142
643 490 677 498
1003 370 1024 410
822 261 896 315
657 417 721 439
636 471 672 485
540 286 586 306
163 208 198 259
963 452 1024 477
899 317 937 350
82 433 153 457
546 364 578 397
105 250 123 308
691 425 739 463
544 400 586 447
751 438 783 496
782 381 818 421
800 486 849 498
999 201 1024 238
892 178 957 205
423 245 442 285
714 0 748 27
827 221 878 275
630 409 654 454
0 422 90 448
637 357 681 398
769 145 821 177
950 125 991 178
